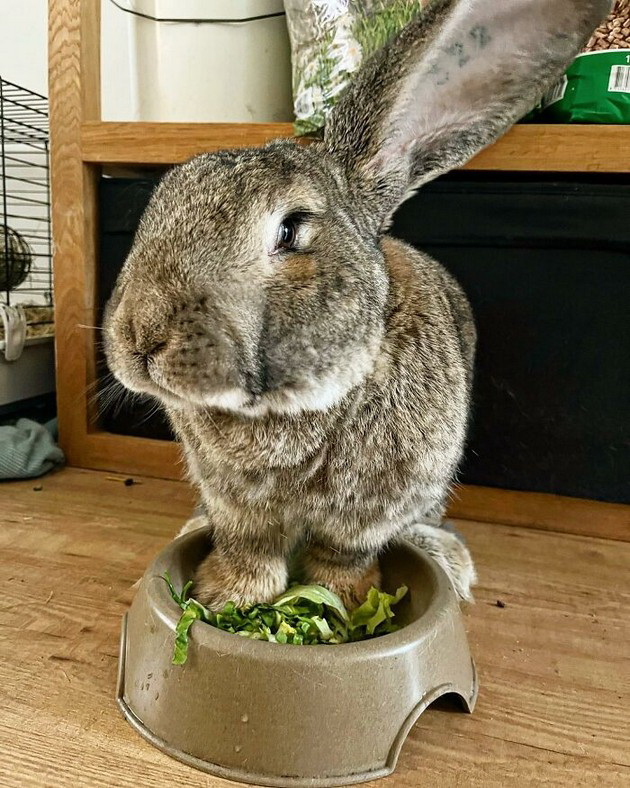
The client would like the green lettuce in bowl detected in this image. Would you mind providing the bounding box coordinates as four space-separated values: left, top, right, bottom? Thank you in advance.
163 574 408 665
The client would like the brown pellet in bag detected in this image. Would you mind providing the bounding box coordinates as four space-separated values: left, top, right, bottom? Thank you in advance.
584 0 630 51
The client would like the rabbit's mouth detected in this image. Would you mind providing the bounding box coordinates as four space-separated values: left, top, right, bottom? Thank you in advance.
113 354 254 413
107 361 188 410
113 352 371 419
104 308 259 414
229 351 376 418
104 273 381 418
111 361 255 415
106 304 382 416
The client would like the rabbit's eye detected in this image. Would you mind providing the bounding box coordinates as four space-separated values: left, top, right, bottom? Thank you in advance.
276 216 298 251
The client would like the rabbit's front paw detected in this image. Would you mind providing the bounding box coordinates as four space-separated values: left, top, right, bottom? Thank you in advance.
326 565 382 611
302 543 381 610
193 551 287 611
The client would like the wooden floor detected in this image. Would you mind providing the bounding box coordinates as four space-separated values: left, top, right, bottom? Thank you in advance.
0 469 628 787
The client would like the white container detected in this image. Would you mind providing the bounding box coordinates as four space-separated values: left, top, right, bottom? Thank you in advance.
102 0 293 122
0 337 55 408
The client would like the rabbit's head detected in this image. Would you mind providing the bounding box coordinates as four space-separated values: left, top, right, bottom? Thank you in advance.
103 143 390 415
104 0 608 417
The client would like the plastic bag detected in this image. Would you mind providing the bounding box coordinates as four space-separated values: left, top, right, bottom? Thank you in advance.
539 0 630 123
284 0 434 135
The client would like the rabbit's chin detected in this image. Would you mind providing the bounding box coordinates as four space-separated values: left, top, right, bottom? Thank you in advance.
199 350 375 418
181 368 364 418
238 373 358 418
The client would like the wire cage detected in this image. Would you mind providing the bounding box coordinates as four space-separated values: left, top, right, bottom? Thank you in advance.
0 77 53 343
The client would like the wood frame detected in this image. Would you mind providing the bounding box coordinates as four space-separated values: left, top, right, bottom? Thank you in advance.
50 0 630 532
80 121 630 170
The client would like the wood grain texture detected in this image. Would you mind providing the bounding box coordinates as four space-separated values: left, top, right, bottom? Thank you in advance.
466 123 630 172
69 433 630 541
81 121 299 163
0 468 628 787
70 432 630 538
80 122 630 172
81 431 183 479
49 0 101 465
450 485 630 542
80 0 100 121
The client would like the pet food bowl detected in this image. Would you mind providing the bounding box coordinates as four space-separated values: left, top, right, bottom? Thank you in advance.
117 528 477 786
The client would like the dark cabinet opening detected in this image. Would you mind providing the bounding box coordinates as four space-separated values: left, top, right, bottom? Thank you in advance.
98 173 630 504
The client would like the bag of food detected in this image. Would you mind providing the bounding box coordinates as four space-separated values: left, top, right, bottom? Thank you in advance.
540 0 630 123
284 0 434 135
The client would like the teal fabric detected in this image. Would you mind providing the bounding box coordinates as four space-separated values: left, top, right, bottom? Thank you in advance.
0 418 65 480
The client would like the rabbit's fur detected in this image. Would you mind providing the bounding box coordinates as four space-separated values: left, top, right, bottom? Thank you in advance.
104 0 609 609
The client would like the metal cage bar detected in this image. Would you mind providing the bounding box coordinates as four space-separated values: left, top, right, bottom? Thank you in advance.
0 76 52 308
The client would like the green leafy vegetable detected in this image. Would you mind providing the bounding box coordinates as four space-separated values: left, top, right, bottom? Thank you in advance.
163 575 408 665
273 584 350 622
173 604 202 665
350 585 409 635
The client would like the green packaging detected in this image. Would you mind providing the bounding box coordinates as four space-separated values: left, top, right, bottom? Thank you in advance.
540 49 630 124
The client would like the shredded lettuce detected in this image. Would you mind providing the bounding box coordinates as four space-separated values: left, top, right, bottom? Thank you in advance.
162 572 408 665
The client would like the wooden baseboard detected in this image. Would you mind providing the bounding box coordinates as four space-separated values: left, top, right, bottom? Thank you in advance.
64 431 629 541
62 431 183 481
448 484 629 542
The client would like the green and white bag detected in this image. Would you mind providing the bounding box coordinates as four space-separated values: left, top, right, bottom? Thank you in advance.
284 0 434 135
540 0 630 123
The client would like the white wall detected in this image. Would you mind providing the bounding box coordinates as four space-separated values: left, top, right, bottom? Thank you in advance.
0 2 49 308
101 0 138 119
0 0 48 96
0 0 135 112
0 1 291 119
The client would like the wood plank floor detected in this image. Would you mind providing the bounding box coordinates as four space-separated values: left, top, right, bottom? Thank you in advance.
0 468 628 787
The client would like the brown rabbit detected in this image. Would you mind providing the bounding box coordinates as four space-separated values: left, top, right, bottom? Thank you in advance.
104 0 609 609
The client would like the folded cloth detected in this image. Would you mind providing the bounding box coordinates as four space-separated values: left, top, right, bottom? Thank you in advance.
0 417 64 480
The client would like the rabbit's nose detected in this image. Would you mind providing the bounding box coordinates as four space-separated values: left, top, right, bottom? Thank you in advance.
135 338 168 366
128 315 168 364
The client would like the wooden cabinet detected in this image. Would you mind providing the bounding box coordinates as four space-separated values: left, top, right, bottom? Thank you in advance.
49 0 630 531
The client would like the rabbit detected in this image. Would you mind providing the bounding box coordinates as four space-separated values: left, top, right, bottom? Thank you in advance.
104 0 609 610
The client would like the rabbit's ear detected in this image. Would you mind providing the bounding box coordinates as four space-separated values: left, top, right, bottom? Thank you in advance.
325 0 609 227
